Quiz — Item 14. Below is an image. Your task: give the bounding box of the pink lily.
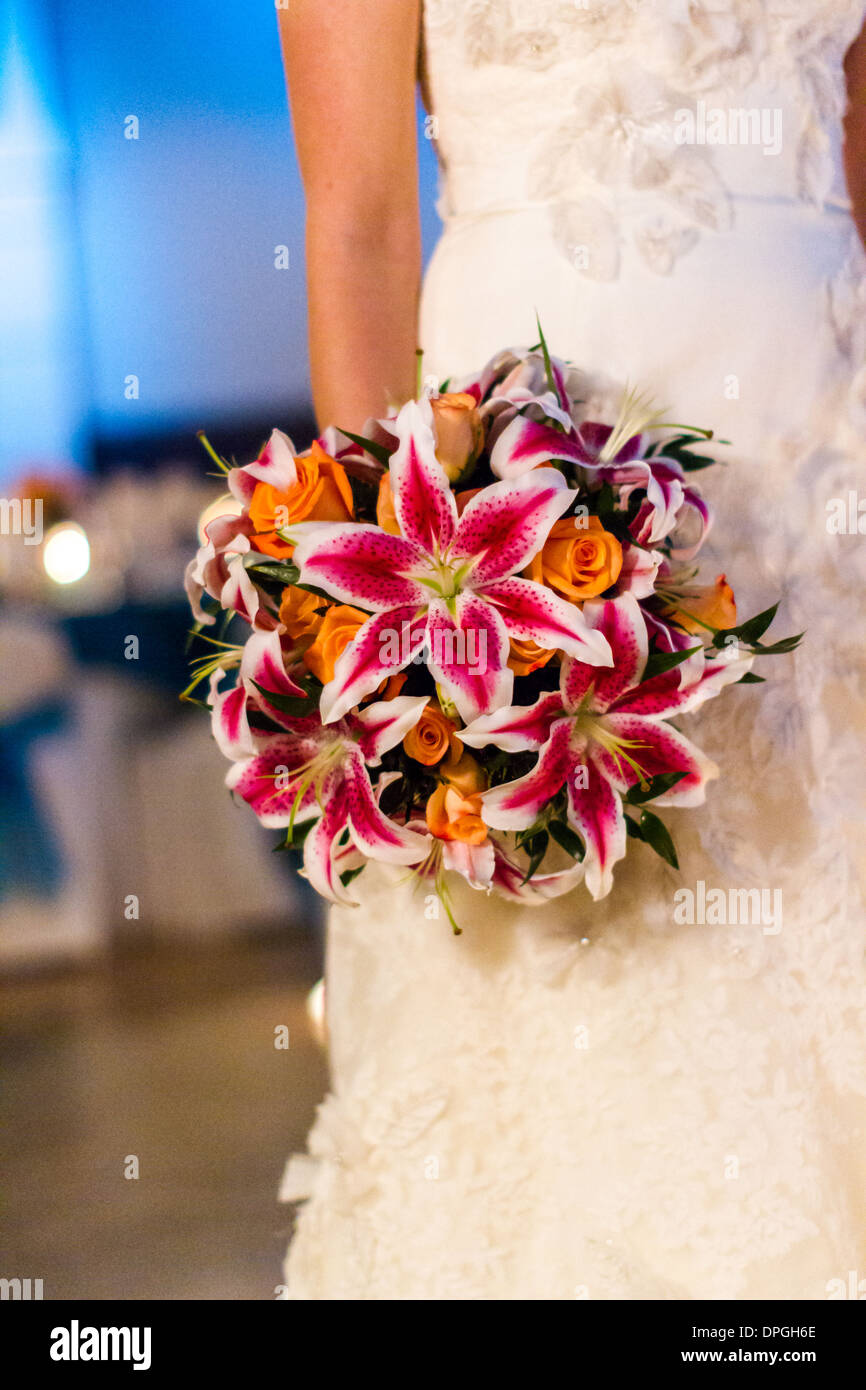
[401,814,585,905]
[291,398,613,724]
[490,848,586,902]
[224,695,431,905]
[489,414,642,481]
[454,346,576,434]
[460,594,750,900]
[184,511,261,627]
[482,353,575,437]
[490,410,711,559]
[207,626,306,760]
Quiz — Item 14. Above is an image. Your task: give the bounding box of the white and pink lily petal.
[424,593,513,726]
[607,459,686,548]
[615,543,663,599]
[559,594,651,714]
[318,422,388,482]
[490,415,593,480]
[389,397,458,554]
[440,831,586,901]
[481,575,613,663]
[489,414,645,481]
[317,605,427,725]
[565,755,628,900]
[238,626,306,720]
[448,468,578,582]
[490,847,586,902]
[669,484,712,561]
[441,838,497,892]
[225,728,327,829]
[475,718,581,830]
[606,460,711,560]
[220,556,262,626]
[227,428,298,506]
[459,691,565,754]
[208,669,257,761]
[352,695,435,763]
[207,633,307,762]
[590,714,718,808]
[184,512,255,625]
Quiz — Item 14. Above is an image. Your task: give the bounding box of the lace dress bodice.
[422,0,866,277]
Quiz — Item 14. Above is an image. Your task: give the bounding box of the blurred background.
[0,0,440,1298]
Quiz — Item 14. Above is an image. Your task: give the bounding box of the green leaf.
[751,632,804,656]
[339,865,365,889]
[628,808,679,869]
[515,814,547,848]
[716,601,778,646]
[521,829,549,884]
[337,428,391,467]
[591,481,618,518]
[641,644,702,681]
[735,603,780,643]
[625,770,687,805]
[653,433,718,472]
[242,555,300,585]
[534,312,558,398]
[674,452,716,472]
[736,671,766,684]
[548,820,585,860]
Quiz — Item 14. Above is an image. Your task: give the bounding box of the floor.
[0,927,328,1300]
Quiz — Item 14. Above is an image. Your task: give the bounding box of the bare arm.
[844,22,866,250]
[279,0,422,433]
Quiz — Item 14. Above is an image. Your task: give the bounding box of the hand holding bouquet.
[185,336,799,928]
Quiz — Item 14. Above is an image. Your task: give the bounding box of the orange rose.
[425,784,488,845]
[249,441,354,558]
[303,604,367,684]
[440,748,486,797]
[431,392,484,481]
[279,585,328,646]
[664,573,736,635]
[376,473,400,536]
[525,515,622,601]
[377,671,408,700]
[403,701,457,766]
[508,636,556,677]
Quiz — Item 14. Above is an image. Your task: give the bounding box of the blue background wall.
[0,0,442,483]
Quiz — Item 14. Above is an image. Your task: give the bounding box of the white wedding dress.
[282,0,866,1299]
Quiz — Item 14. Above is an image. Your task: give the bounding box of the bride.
[276,1,866,1299]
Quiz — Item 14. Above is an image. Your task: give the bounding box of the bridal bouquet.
[184,337,798,926]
